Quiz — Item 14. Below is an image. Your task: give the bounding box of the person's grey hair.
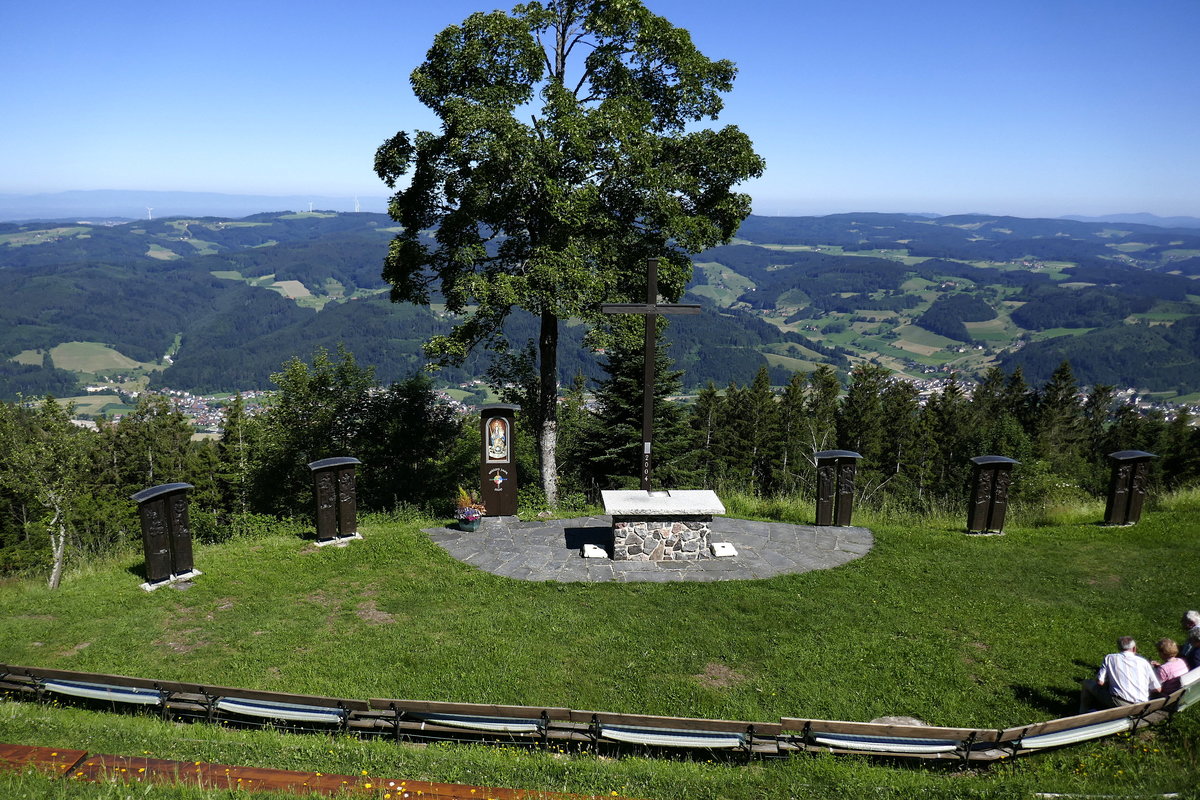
[1185,610,1200,627]
[1189,626,1200,643]
[1117,635,1136,651]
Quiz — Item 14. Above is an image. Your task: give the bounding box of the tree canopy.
[374,0,764,504]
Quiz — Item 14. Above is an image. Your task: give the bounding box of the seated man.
[1181,610,1200,661]
[1187,625,1200,671]
[1079,636,1161,713]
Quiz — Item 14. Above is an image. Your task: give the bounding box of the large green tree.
[374,0,763,505]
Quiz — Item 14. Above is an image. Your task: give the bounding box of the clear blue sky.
[2,0,1197,218]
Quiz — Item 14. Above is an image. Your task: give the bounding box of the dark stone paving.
[423,515,874,582]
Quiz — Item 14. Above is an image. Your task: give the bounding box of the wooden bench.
[369,698,574,743]
[780,718,988,760]
[575,711,781,753]
[201,686,367,730]
[5,662,1198,762]
[1171,665,1200,711]
[2,665,178,711]
[42,678,163,706]
[998,698,1167,754]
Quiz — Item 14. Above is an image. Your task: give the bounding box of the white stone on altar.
[601,490,725,517]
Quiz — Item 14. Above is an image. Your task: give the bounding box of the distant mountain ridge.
[0,191,1196,229]
[0,190,390,222]
[1060,212,1200,229]
[2,209,1199,402]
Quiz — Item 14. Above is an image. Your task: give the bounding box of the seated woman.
[1151,638,1189,695]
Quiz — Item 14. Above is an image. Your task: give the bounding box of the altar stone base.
[612,516,713,561]
[602,490,726,563]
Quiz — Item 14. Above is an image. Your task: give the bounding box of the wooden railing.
[4,662,1197,762]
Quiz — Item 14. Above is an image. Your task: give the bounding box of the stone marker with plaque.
[1103,450,1155,526]
[966,455,1019,534]
[480,404,519,516]
[131,482,201,591]
[307,457,363,546]
[814,450,862,527]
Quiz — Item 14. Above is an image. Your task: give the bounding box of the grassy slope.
[2,495,1199,798]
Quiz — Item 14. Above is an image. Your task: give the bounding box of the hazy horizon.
[3,188,1199,226]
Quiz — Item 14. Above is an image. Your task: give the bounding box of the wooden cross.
[601,257,700,491]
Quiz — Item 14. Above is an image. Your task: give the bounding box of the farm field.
[13,342,160,374]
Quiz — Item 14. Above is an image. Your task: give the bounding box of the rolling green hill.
[2,211,1197,400]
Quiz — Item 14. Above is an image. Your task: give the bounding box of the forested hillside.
[2,211,1198,401]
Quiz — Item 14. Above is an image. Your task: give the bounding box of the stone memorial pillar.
[814,450,862,526]
[480,404,519,517]
[966,456,1019,534]
[1104,450,1155,526]
[308,457,362,545]
[131,482,200,591]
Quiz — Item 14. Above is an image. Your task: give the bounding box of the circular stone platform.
[423,515,873,583]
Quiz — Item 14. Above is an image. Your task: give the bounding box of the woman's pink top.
[1155,657,1189,694]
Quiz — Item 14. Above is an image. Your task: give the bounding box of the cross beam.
[601,257,700,491]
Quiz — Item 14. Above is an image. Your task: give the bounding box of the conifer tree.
[922,376,973,494]
[878,378,923,501]
[803,364,840,456]
[217,393,254,535]
[775,373,809,494]
[586,315,688,489]
[1033,361,1085,474]
[686,381,722,489]
[837,364,888,466]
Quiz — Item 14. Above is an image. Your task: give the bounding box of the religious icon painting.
[485,417,510,463]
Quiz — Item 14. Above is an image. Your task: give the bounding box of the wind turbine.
[146,208,153,221]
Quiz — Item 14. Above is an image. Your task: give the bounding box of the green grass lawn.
[2,494,1199,798]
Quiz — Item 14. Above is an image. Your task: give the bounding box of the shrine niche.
[480,405,518,516]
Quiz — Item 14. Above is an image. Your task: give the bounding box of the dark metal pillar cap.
[813,450,863,460]
[969,455,1020,466]
[307,457,362,471]
[1107,450,1156,461]
[130,483,194,504]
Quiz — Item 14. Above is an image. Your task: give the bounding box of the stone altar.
[602,489,726,561]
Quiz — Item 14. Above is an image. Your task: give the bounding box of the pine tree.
[837,364,888,465]
[775,373,809,494]
[922,376,973,496]
[804,364,840,460]
[1033,361,1086,475]
[586,315,688,490]
[740,367,781,493]
[217,394,253,534]
[878,378,923,503]
[686,382,722,489]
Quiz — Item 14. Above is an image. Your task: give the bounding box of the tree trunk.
[47,503,66,590]
[538,310,559,508]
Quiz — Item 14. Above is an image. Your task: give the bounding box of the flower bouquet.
[454,486,486,532]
